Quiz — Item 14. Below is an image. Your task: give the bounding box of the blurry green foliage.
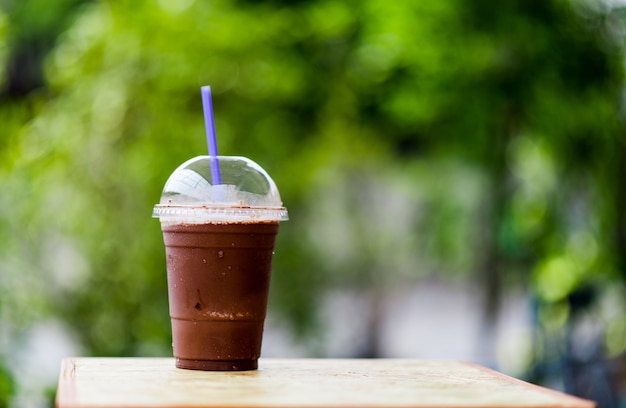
[1,0,626,404]
[0,363,13,408]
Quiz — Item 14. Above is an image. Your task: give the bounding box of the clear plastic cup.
[153,156,288,371]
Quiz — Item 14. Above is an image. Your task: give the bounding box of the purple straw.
[201,86,222,185]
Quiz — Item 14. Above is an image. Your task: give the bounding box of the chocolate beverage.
[161,221,280,371]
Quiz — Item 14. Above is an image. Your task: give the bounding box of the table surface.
[55,358,595,408]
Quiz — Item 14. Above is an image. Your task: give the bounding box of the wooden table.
[55,358,594,408]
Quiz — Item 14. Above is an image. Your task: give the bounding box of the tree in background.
[0,0,625,406]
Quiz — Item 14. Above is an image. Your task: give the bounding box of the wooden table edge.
[56,358,78,408]
[464,362,596,408]
[55,357,598,408]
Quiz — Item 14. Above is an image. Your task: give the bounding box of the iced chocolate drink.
[154,156,288,371]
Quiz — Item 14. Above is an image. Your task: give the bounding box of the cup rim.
[153,203,289,222]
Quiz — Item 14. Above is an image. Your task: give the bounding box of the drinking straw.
[201,85,222,185]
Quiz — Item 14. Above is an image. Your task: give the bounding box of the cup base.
[175,358,258,371]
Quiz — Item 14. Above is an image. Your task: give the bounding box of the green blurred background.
[1,0,626,406]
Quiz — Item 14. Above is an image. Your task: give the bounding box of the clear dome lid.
[153,156,288,223]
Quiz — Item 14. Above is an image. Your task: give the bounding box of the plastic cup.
[153,156,288,371]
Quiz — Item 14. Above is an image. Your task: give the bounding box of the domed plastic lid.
[153,156,288,223]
